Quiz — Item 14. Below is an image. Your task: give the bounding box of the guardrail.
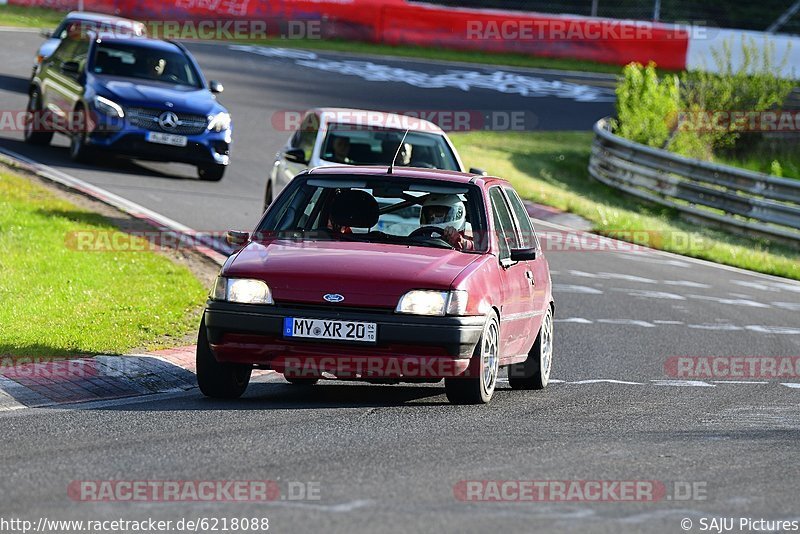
[589,118,800,245]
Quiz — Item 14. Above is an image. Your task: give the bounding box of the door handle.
[525,271,535,285]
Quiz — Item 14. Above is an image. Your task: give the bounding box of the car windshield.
[320,124,460,171]
[91,42,201,87]
[258,175,487,252]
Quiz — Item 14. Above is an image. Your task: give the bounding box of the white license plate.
[146,132,187,147]
[284,318,377,343]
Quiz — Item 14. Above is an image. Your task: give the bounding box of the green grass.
[717,148,800,181]
[450,131,800,281]
[0,4,627,75]
[0,5,64,29]
[0,170,207,358]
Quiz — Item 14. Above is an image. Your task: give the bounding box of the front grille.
[127,107,208,135]
[274,302,395,315]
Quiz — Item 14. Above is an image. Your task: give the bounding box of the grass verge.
[0,5,64,29]
[0,169,207,357]
[450,131,800,281]
[717,147,800,181]
[0,4,625,75]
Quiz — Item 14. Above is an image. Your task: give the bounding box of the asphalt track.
[1,29,800,534]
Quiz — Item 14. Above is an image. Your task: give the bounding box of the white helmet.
[420,194,466,231]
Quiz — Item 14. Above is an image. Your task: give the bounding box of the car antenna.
[387,129,410,175]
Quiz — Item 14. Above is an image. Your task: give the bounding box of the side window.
[51,39,77,63]
[289,130,301,149]
[54,21,69,39]
[489,187,520,260]
[72,40,90,72]
[504,187,539,250]
[297,113,319,161]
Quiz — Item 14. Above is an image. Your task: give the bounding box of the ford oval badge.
[323,294,345,303]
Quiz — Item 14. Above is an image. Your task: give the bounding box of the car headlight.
[207,112,231,132]
[395,290,468,316]
[211,277,274,305]
[93,96,124,118]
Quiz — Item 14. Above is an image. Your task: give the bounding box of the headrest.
[330,190,379,229]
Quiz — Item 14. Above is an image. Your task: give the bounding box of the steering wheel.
[409,225,446,239]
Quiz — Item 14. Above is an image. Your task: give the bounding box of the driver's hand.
[442,226,463,250]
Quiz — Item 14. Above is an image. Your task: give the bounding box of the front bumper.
[203,301,486,378]
[87,114,231,166]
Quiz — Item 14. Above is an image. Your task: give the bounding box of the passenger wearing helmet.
[419,194,474,251]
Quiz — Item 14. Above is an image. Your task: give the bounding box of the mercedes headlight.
[207,112,231,132]
[395,290,468,316]
[93,95,124,118]
[212,277,273,305]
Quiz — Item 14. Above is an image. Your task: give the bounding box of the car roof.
[94,36,182,53]
[312,108,446,136]
[307,165,507,186]
[65,11,144,26]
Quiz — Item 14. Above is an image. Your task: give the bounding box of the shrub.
[614,62,679,148]
[614,37,795,166]
[677,35,794,153]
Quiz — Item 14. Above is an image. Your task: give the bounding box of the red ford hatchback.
[197,166,554,404]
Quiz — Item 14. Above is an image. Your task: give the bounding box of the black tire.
[68,106,92,163]
[285,377,319,386]
[196,318,251,398]
[263,181,273,211]
[445,313,500,405]
[24,88,53,146]
[508,307,553,390]
[198,164,225,181]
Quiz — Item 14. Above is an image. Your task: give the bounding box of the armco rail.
[589,118,800,245]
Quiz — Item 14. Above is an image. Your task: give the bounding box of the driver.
[382,140,412,166]
[419,194,474,251]
[145,57,167,78]
[331,136,352,164]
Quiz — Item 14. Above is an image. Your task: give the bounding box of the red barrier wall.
[380,4,689,70]
[8,0,689,69]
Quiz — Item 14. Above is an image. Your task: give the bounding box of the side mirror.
[209,80,224,94]
[469,167,488,176]
[510,248,538,262]
[225,230,249,248]
[284,148,307,164]
[60,61,80,74]
[40,29,53,38]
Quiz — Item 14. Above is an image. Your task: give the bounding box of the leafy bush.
[614,37,795,169]
[614,62,679,148]
[677,36,794,152]
[771,160,784,177]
